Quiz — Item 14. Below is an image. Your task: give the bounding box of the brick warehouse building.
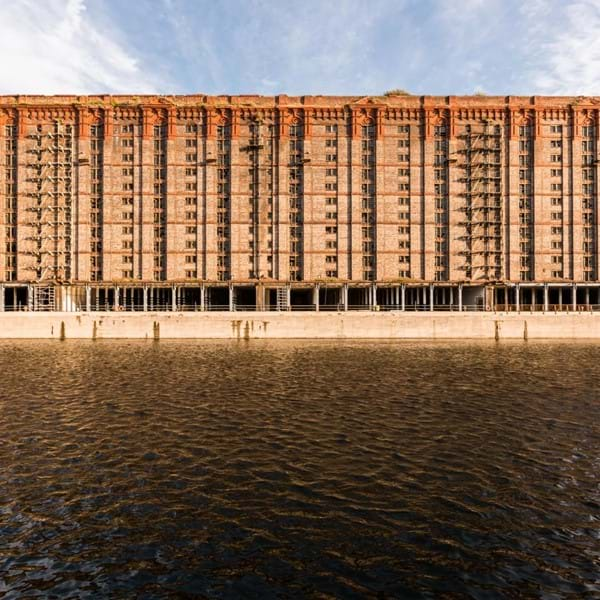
[1,93,600,312]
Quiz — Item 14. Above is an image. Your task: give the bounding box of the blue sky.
[1,0,599,96]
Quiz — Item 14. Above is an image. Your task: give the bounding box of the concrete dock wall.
[1,311,600,339]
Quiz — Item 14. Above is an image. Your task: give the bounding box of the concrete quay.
[1,311,600,339]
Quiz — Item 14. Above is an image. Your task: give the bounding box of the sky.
[0,0,599,96]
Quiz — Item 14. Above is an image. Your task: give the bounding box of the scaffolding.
[24,122,73,282]
[28,285,57,311]
[456,121,504,280]
[245,121,263,278]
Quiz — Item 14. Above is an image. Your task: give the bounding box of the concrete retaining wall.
[1,311,600,339]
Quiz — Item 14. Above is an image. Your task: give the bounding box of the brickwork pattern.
[1,94,599,284]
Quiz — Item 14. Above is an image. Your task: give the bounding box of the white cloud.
[524,0,600,95]
[0,0,158,94]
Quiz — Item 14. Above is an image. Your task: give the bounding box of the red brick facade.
[1,94,599,285]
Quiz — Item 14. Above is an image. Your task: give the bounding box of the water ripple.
[0,340,599,598]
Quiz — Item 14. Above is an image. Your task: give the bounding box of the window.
[325,182,337,191]
[122,138,133,147]
[550,154,561,163]
[550,125,563,133]
[325,124,337,133]
[398,125,410,133]
[185,197,197,205]
[550,169,561,177]
[185,139,197,147]
[325,168,337,176]
[122,240,133,249]
[551,197,562,206]
[550,140,562,148]
[122,154,133,162]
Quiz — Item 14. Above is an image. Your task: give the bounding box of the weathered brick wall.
[0,94,599,284]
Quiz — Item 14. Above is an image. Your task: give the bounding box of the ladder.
[31,286,56,311]
[276,287,288,311]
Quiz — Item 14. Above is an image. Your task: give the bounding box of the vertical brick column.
[571,107,583,281]
[0,111,7,281]
[203,108,218,280]
[301,110,315,279]
[506,108,521,281]
[422,107,436,281]
[101,108,115,281]
[349,109,362,281]
[336,111,350,280]
[409,112,423,280]
[15,108,33,281]
[275,108,289,281]
[141,107,156,280]
[75,107,92,281]
[533,108,545,281]
[229,109,244,280]
[447,108,461,281]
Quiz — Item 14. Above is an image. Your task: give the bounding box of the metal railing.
[3,303,600,313]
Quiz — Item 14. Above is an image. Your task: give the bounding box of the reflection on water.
[0,340,599,598]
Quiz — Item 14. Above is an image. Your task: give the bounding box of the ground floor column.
[229,284,234,312]
[343,284,348,311]
[516,285,520,312]
[401,284,406,311]
[544,284,549,312]
[143,286,148,312]
[114,287,119,311]
[458,284,463,312]
[0,283,4,311]
[572,284,577,311]
[200,285,205,312]
[585,286,590,309]
[429,284,434,312]
[559,287,563,310]
[313,284,320,312]
[85,285,91,312]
